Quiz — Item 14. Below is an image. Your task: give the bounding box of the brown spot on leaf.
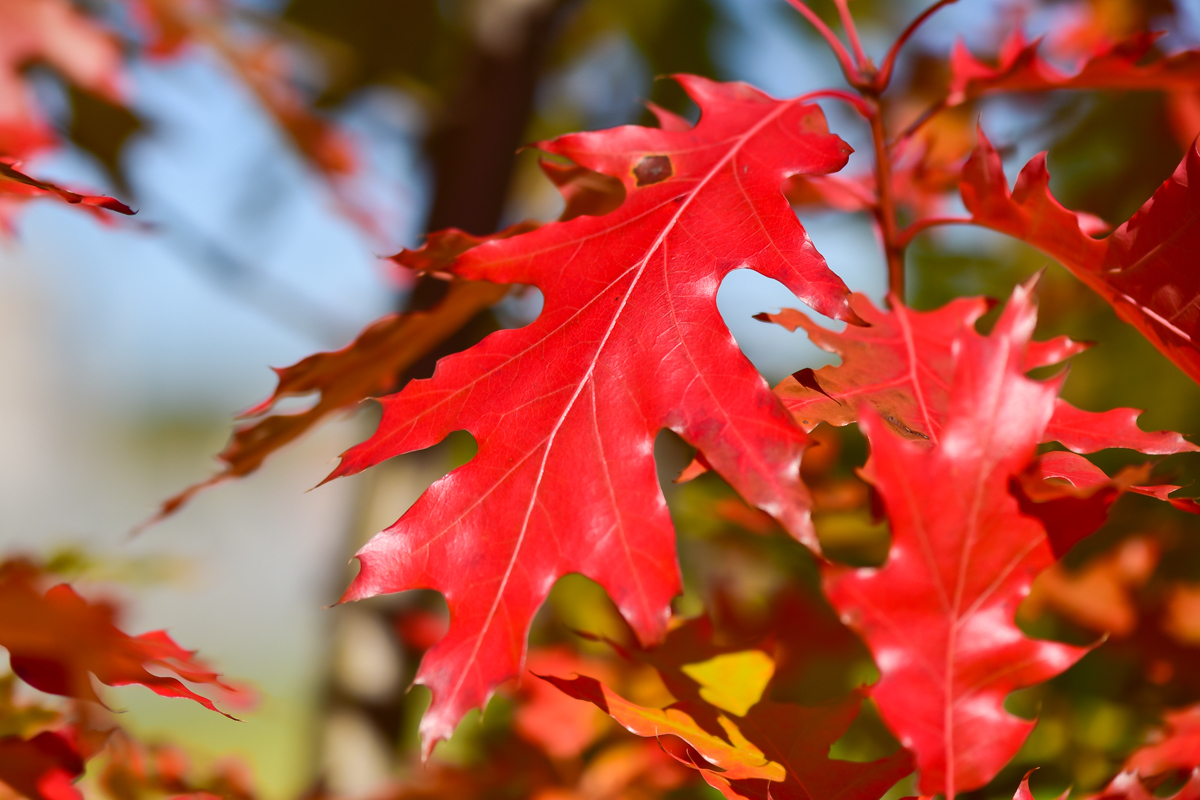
[793,368,841,405]
[633,155,673,186]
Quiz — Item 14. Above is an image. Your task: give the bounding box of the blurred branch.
[148,191,360,348]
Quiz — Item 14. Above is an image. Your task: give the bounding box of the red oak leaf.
[327,76,859,753]
[1012,451,1192,558]
[0,561,247,716]
[957,129,1200,386]
[823,284,1089,798]
[948,30,1200,105]
[762,289,1193,456]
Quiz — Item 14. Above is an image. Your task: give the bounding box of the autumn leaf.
[0,561,247,717]
[824,283,1089,798]
[762,288,1194,456]
[955,129,1200,386]
[128,0,354,177]
[1016,451,1200,556]
[327,75,859,753]
[0,159,134,233]
[543,673,786,784]
[546,611,911,800]
[544,673,912,800]
[949,30,1200,105]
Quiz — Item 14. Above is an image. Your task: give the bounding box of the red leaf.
[327,75,859,753]
[1126,705,1200,777]
[0,160,133,233]
[0,561,247,716]
[1044,401,1198,456]
[0,730,84,800]
[949,31,1200,105]
[1090,710,1200,800]
[1013,773,1069,800]
[824,285,1089,798]
[1023,537,1160,637]
[765,288,1189,456]
[1093,771,1200,800]
[1014,452,1163,558]
[959,130,1200,386]
[514,648,615,760]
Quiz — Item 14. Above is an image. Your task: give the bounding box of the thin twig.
[866,99,906,301]
[149,192,361,348]
[797,89,873,117]
[878,0,962,91]
[784,0,863,85]
[832,0,871,72]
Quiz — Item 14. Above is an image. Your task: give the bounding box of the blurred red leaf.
[1091,707,1200,800]
[1023,537,1160,637]
[327,75,860,754]
[0,561,247,716]
[949,31,1200,105]
[515,648,616,760]
[1093,771,1200,800]
[1126,705,1200,777]
[0,730,85,800]
[0,160,133,233]
[824,284,1089,798]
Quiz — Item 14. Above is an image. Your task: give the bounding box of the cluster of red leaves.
[0,0,361,231]
[0,559,249,800]
[141,2,1200,799]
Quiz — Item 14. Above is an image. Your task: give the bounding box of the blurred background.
[4,0,1200,797]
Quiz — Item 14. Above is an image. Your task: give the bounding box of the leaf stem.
[878,0,961,91]
[832,0,871,73]
[797,89,873,118]
[785,0,864,85]
[866,98,906,301]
